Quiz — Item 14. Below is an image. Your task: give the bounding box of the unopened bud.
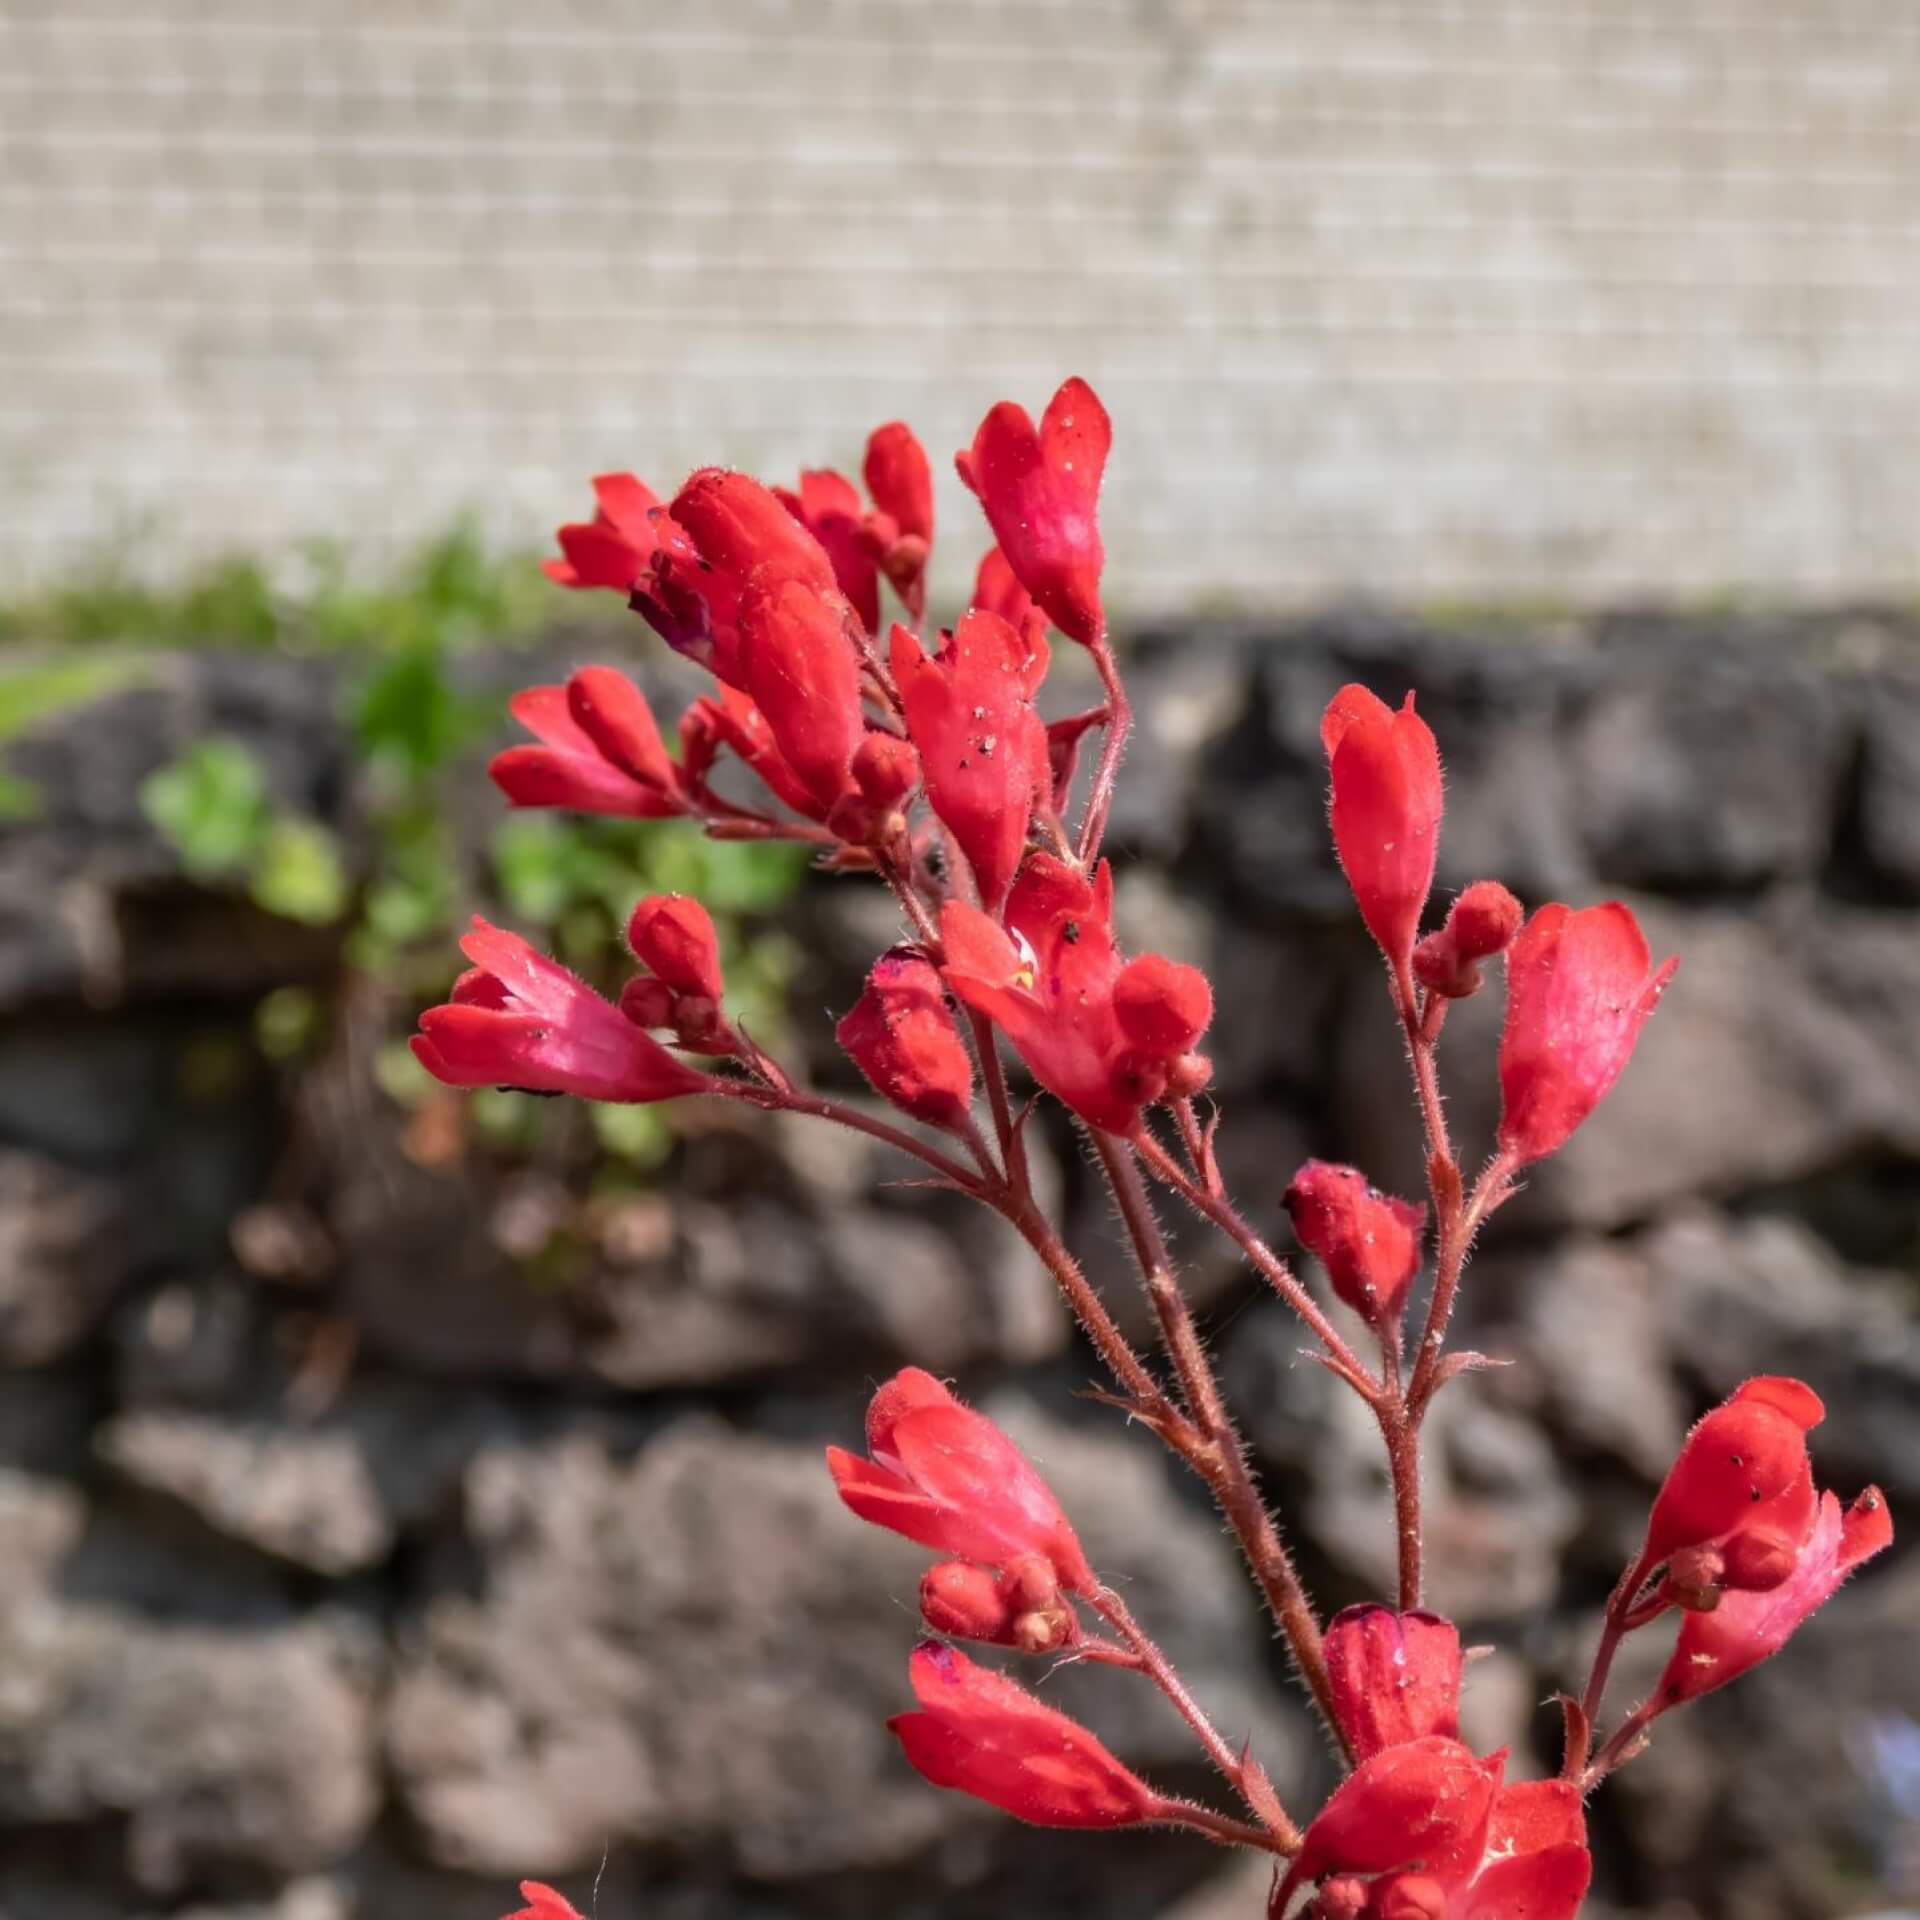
[1311,1878,1369,1920]
[1166,1050,1213,1099]
[627,894,725,1001]
[1720,1524,1798,1593]
[852,731,921,810]
[1667,1542,1725,1612]
[1113,954,1214,1056]
[1370,1875,1447,1920]
[1411,881,1524,999]
[618,976,678,1030]
[918,1560,1077,1653]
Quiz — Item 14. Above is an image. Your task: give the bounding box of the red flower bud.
[1284,1161,1427,1327]
[827,1368,1093,1593]
[918,1559,1078,1653]
[890,1642,1157,1829]
[627,894,724,1003]
[542,473,662,593]
[852,731,920,811]
[617,975,678,1032]
[836,951,975,1131]
[1367,1875,1448,1920]
[503,1883,586,1920]
[972,544,1040,633]
[1412,880,1524,999]
[864,422,935,619]
[1311,1878,1370,1920]
[736,573,866,815]
[490,676,685,821]
[681,686,821,820]
[669,467,837,595]
[774,467,881,636]
[1322,685,1444,972]
[892,611,1051,909]
[1324,1605,1462,1763]
[1112,953,1214,1056]
[959,378,1110,647]
[1654,1485,1891,1712]
[413,920,710,1104]
[1496,901,1677,1165]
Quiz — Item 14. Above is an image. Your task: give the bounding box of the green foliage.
[0,655,157,817]
[139,736,349,925]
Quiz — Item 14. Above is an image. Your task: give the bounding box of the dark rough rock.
[0,1149,130,1363]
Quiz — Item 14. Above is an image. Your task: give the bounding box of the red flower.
[919,1559,1079,1654]
[892,609,1052,908]
[1653,1484,1891,1711]
[736,571,867,816]
[1324,1606,1461,1763]
[971,544,1043,638]
[626,893,724,1003]
[942,856,1207,1133]
[890,1642,1157,1829]
[828,1367,1094,1592]
[489,672,686,820]
[863,422,935,620]
[959,378,1111,647]
[1278,1738,1500,1912]
[1322,686,1445,974]
[543,473,662,593]
[680,686,823,821]
[1496,901,1678,1165]
[775,467,881,637]
[634,511,750,686]
[1446,1781,1590,1920]
[1112,953,1214,1057]
[669,467,838,596]
[412,919,710,1104]
[1638,1377,1824,1595]
[503,1885,586,1920]
[836,950,975,1131]
[1284,1163,1427,1329]
[1411,880,1523,1000]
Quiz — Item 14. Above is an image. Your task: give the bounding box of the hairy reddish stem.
[1092,1131,1346,1755]
[1077,635,1131,864]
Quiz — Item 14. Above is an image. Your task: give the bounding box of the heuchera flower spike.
[862,422,935,620]
[490,675,686,820]
[891,609,1052,909]
[959,378,1111,647]
[1284,1162,1428,1330]
[890,1642,1157,1829]
[835,950,975,1131]
[774,467,881,637]
[1411,880,1524,1000]
[1652,1485,1891,1712]
[502,1884,587,1920]
[1496,901,1679,1165]
[827,1367,1094,1594]
[1323,1605,1462,1763]
[543,473,663,592]
[1322,685,1445,975]
[412,919,711,1104]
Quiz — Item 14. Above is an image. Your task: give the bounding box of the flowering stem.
[1092,1132,1346,1756]
[1092,1584,1303,1850]
[1152,1800,1294,1855]
[724,1085,985,1195]
[1076,634,1131,864]
[1131,1131,1378,1399]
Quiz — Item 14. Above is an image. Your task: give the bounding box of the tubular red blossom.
[1640,1376,1824,1578]
[836,950,975,1131]
[1496,900,1678,1165]
[503,1883,587,1920]
[1284,1162,1427,1328]
[852,731,921,811]
[490,678,685,820]
[1322,685,1444,973]
[826,1367,1094,1593]
[1324,1606,1462,1763]
[681,686,822,820]
[940,856,1146,1133]
[892,610,1052,908]
[1411,880,1524,1000]
[863,422,935,619]
[1449,1781,1590,1920]
[890,1642,1156,1829]
[543,473,663,592]
[736,572,867,815]
[1278,1738,1501,1912]
[971,544,1043,637]
[1112,953,1214,1056]
[627,894,724,1002]
[1654,1485,1891,1711]
[635,513,751,686]
[669,467,838,595]
[959,378,1111,647]
[919,1559,1079,1654]
[775,467,881,636]
[412,919,711,1103]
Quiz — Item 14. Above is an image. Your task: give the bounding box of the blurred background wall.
[2,6,1919,1920]
[4,0,1920,604]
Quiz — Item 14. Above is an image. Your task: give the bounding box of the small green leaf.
[139,737,273,879]
[251,818,350,925]
[592,1100,675,1169]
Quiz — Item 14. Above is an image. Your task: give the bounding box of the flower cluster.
[430,380,1891,1920]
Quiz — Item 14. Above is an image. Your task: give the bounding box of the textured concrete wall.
[3,0,1918,606]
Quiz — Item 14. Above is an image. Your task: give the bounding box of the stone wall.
[4,0,1920,604]
[0,615,1918,1917]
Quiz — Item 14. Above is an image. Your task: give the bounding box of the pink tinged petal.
[566,666,679,793]
[589,471,662,545]
[1459,1846,1592,1920]
[1324,1605,1463,1762]
[488,746,681,819]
